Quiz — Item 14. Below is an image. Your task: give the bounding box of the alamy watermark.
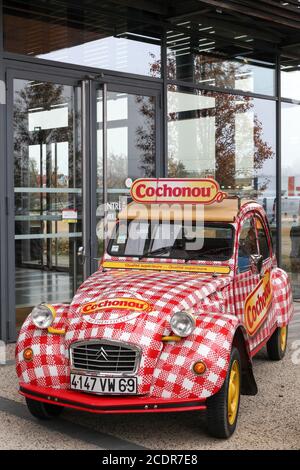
[96,201,205,251]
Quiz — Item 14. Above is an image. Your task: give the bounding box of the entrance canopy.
[4,0,300,68]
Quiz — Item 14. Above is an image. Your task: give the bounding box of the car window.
[255,216,270,260]
[238,218,258,273]
[108,220,234,261]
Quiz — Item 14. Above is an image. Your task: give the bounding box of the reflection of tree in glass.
[135,95,156,178]
[107,154,127,191]
[149,53,274,194]
[13,81,80,213]
[13,81,82,270]
[168,156,189,178]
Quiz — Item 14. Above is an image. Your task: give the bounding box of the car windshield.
[107,220,234,261]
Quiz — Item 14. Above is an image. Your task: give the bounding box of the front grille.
[70,340,140,375]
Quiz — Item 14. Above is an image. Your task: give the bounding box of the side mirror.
[77,246,102,265]
[250,254,263,276]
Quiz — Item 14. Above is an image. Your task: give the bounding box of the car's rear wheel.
[206,347,241,438]
[266,325,288,361]
[26,397,64,420]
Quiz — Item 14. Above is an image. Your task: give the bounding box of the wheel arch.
[271,268,294,327]
[232,326,258,396]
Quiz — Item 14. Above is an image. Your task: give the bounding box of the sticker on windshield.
[111,245,119,253]
[117,234,127,244]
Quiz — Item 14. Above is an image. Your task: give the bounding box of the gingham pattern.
[232,203,294,351]
[16,305,70,388]
[233,205,263,351]
[271,268,294,326]
[64,269,233,395]
[16,200,294,400]
[151,313,238,399]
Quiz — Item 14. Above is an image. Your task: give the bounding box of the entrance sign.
[62,209,78,223]
[130,178,227,204]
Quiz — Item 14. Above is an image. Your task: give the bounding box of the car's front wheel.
[26,398,64,420]
[267,325,288,361]
[206,347,241,438]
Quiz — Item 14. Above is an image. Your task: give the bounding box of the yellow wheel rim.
[280,326,287,352]
[227,359,240,426]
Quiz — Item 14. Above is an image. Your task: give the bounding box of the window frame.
[253,213,272,262]
[237,215,260,274]
[107,219,235,262]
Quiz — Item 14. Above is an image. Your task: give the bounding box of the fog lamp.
[23,348,33,362]
[193,361,207,375]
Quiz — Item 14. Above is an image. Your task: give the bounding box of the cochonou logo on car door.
[244,270,272,336]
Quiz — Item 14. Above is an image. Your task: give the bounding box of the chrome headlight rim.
[31,304,56,329]
[170,310,196,338]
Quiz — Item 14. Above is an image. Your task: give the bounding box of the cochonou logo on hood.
[81,297,153,315]
[79,290,153,325]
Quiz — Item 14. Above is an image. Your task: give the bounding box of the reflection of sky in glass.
[282,70,300,101]
[38,36,160,77]
[168,89,276,196]
[28,106,68,131]
[281,103,300,193]
[29,142,69,178]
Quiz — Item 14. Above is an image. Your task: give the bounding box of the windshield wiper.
[138,246,174,260]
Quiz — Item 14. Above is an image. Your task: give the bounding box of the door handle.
[77,246,86,265]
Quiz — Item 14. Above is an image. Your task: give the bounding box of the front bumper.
[19,383,206,414]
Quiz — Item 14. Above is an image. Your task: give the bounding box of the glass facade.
[3,1,161,76]
[167,45,275,96]
[13,79,83,325]
[281,67,300,101]
[167,28,275,96]
[1,1,300,339]
[97,90,156,205]
[96,88,157,257]
[167,87,276,204]
[281,102,300,299]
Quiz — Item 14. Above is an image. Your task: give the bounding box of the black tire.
[26,397,64,420]
[206,347,241,438]
[267,326,288,361]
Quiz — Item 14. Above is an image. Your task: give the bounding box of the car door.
[234,215,262,351]
[251,213,275,347]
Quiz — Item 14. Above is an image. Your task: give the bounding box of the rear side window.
[255,217,270,260]
[237,217,258,273]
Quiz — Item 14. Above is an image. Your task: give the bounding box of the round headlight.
[31,304,55,329]
[170,311,196,337]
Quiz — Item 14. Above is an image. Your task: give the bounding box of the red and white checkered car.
[16,181,294,438]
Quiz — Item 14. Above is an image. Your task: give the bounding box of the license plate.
[70,373,137,395]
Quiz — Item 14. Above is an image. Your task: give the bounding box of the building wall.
[0,2,300,340]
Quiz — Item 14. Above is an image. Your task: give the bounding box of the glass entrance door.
[94,84,159,261]
[12,77,83,328]
[6,72,161,340]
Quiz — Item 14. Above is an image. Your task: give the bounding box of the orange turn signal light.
[193,361,206,375]
[23,348,33,362]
